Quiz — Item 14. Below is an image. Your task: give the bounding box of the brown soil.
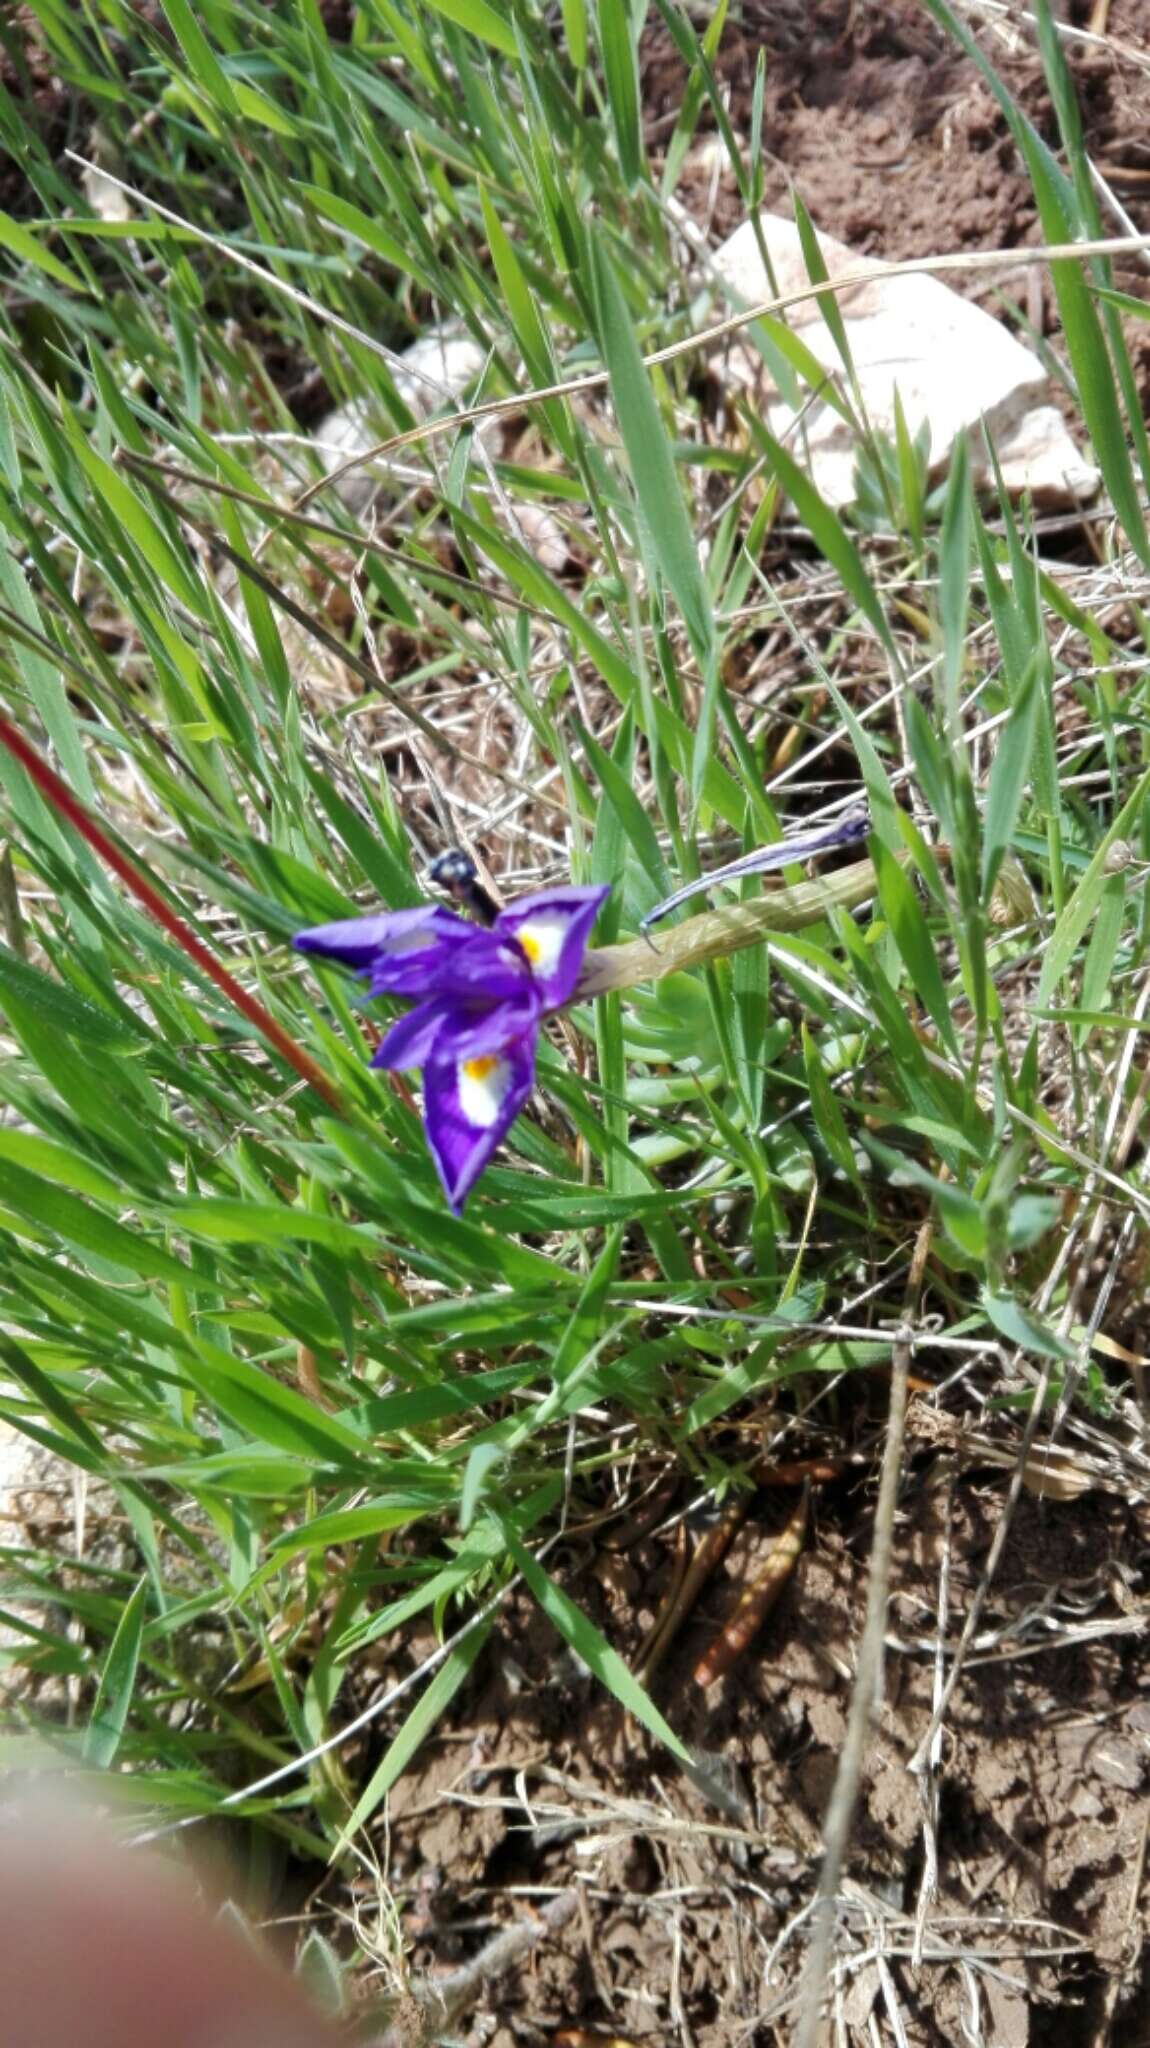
[645,0,1150,372]
[373,1464,1150,2047]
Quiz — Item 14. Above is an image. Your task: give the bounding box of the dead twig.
[373,1890,579,2047]
[793,1215,934,2048]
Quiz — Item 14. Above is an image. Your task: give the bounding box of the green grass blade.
[505,1529,691,1761]
[83,1575,149,1768]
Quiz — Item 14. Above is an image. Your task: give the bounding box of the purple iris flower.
[295,885,609,1212]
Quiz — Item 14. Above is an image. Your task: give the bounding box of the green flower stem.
[578,856,884,997]
[578,845,1037,1000]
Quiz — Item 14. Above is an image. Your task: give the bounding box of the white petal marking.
[457,1053,513,1129]
[513,915,568,982]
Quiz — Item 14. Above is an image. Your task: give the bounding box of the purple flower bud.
[640,807,869,929]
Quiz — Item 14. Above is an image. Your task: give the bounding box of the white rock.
[0,1422,74,1705]
[316,326,487,514]
[710,214,1099,509]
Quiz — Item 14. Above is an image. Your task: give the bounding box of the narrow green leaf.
[84,1575,148,1768]
[1037,765,1150,1003]
[981,664,1039,898]
[423,0,517,55]
[0,209,89,292]
[0,1129,125,1205]
[332,1616,491,1852]
[578,719,672,901]
[938,437,971,727]
[597,0,642,186]
[589,239,715,677]
[792,190,856,389]
[871,839,957,1055]
[70,436,202,613]
[1075,873,1126,1045]
[823,680,900,851]
[158,0,239,111]
[182,1335,374,1464]
[802,1023,862,1190]
[505,1530,691,1761]
[2,1163,191,1284]
[0,946,143,1046]
[459,1442,504,1531]
[744,420,896,660]
[917,0,1149,564]
[296,184,432,290]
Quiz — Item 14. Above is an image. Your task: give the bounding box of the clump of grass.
[0,0,1147,1956]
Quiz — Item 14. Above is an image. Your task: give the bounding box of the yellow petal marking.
[513,915,567,981]
[458,1053,511,1129]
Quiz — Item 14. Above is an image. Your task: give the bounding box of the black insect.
[427,847,499,927]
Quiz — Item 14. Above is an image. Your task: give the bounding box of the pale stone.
[710,214,1099,509]
[317,327,487,514]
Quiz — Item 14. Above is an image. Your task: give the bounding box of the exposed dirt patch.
[645,0,1150,376]
[369,1464,1150,2044]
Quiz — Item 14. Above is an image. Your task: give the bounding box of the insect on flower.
[640,805,870,930]
[294,876,609,1212]
[426,847,499,926]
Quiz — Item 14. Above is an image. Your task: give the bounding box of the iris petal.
[495,885,610,1007]
[374,988,541,1071]
[294,905,473,994]
[372,997,452,1072]
[422,1030,537,1213]
[294,874,611,1211]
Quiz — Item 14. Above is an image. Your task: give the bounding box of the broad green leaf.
[865,1139,986,1259]
[983,1290,1073,1360]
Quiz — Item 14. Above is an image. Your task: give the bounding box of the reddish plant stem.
[0,711,342,1113]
